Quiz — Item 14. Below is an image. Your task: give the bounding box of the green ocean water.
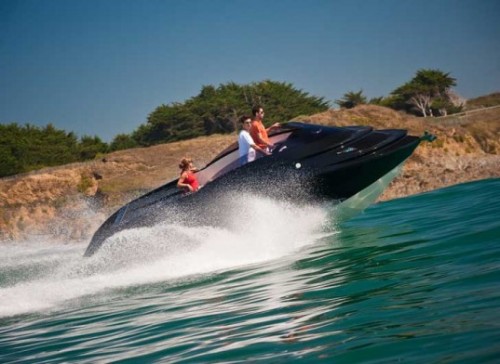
[1,178,499,363]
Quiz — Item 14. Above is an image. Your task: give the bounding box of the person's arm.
[259,135,272,148]
[253,130,267,147]
[266,122,281,133]
[264,123,281,148]
[177,172,193,191]
[251,143,271,156]
[257,129,274,148]
[245,130,270,155]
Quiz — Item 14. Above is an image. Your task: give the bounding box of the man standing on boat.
[249,105,281,154]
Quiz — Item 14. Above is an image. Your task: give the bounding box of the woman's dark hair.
[239,115,251,124]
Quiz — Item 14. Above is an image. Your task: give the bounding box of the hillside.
[1,105,499,241]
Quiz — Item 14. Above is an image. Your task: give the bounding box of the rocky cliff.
[1,105,499,242]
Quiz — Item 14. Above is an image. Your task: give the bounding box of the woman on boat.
[177,157,199,193]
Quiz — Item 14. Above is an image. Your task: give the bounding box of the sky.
[1,0,499,141]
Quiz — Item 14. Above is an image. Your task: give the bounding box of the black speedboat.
[84,122,431,256]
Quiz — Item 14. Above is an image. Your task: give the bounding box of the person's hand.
[187,185,194,192]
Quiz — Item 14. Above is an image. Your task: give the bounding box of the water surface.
[1,179,499,362]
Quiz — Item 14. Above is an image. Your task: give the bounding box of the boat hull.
[84,122,422,257]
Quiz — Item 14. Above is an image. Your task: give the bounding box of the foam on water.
[0,194,330,317]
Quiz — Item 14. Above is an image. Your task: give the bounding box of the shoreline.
[1,106,499,242]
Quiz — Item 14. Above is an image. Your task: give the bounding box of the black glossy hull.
[84,122,422,256]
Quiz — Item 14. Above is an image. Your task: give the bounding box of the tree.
[78,135,108,159]
[368,96,385,105]
[390,69,457,117]
[0,80,330,176]
[110,134,139,151]
[0,123,111,177]
[335,90,367,109]
[131,80,329,146]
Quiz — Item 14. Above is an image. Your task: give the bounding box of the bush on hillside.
[0,123,108,177]
[130,80,330,146]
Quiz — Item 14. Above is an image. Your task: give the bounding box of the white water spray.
[0,194,330,317]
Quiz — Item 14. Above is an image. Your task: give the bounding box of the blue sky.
[1,0,499,141]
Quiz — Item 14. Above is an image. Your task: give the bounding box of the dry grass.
[294,105,429,134]
[463,120,500,154]
[466,92,500,109]
[92,134,235,202]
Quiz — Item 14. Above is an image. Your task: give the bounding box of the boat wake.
[0,194,332,318]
